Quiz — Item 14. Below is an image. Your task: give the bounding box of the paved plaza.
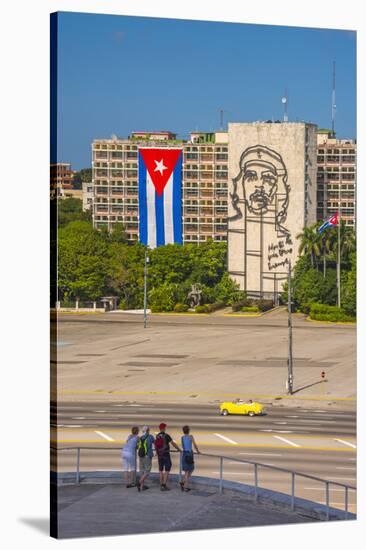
[54,308,356,408]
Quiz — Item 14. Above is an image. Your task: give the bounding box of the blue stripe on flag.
[173,152,183,244]
[138,153,148,245]
[155,190,165,246]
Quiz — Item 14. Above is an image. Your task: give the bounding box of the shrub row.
[232,299,274,312]
[195,301,226,314]
[173,303,189,312]
[241,306,259,313]
[309,303,356,322]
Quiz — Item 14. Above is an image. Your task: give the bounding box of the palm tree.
[326,220,356,265]
[296,224,321,268]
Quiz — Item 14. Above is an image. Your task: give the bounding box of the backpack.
[155,432,167,455]
[138,435,149,458]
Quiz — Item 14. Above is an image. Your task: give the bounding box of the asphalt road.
[51,400,357,514]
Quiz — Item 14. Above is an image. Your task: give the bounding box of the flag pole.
[337,164,341,307]
[287,260,294,395]
[337,208,341,308]
[143,249,149,328]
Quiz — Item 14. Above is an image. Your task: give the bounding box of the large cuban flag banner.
[138,148,183,247]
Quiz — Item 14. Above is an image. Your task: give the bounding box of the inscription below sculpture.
[268,234,293,270]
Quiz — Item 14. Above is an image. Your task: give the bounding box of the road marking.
[214,433,238,445]
[72,417,86,420]
[285,416,299,418]
[276,430,294,434]
[95,431,115,442]
[335,439,356,449]
[273,435,300,448]
[274,422,288,425]
[94,410,106,413]
[336,467,356,470]
[61,389,356,402]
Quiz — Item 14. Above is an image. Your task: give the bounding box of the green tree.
[58,221,110,301]
[296,224,321,268]
[341,253,356,316]
[110,223,128,244]
[148,244,193,287]
[106,242,146,309]
[212,272,240,305]
[326,220,356,267]
[148,282,180,312]
[55,198,92,228]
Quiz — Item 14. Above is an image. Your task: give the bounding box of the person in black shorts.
[155,423,181,491]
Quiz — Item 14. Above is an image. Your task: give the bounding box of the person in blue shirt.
[136,426,155,491]
[180,425,200,492]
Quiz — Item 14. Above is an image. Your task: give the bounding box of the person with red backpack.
[155,423,181,491]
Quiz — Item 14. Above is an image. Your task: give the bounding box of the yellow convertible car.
[219,400,265,417]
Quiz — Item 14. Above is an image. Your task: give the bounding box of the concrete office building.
[227,122,318,301]
[316,131,356,227]
[82,181,93,211]
[92,131,228,242]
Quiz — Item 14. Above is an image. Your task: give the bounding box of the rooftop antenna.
[332,61,336,137]
[281,90,288,122]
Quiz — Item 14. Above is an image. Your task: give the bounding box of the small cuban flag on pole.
[138,148,183,248]
[317,211,339,234]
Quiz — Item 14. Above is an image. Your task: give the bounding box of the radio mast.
[332,61,336,137]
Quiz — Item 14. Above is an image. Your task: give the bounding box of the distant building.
[227,121,318,301]
[50,163,74,199]
[82,181,93,211]
[316,131,356,227]
[130,130,177,141]
[91,131,228,242]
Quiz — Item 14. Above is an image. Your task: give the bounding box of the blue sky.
[56,12,356,169]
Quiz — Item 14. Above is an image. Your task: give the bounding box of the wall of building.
[227,122,317,300]
[316,134,356,227]
[91,132,228,243]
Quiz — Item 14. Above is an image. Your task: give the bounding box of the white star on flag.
[154,159,167,175]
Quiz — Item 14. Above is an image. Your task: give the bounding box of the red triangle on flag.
[139,148,182,196]
[330,212,339,225]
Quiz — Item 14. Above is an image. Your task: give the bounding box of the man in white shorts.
[121,426,139,487]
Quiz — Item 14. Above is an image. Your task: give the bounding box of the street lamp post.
[287,260,294,395]
[143,249,149,329]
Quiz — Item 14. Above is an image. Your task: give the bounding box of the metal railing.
[51,446,356,521]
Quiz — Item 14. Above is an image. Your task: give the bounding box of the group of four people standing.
[121,423,200,492]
